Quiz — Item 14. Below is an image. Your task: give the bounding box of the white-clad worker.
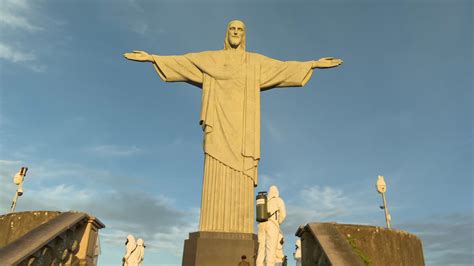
[128,238,145,266]
[294,238,302,266]
[256,185,287,266]
[123,234,137,266]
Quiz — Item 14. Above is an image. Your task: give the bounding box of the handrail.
[0,211,105,265]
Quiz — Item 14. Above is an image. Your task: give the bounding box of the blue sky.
[0,0,472,265]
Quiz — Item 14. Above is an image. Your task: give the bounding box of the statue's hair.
[224,20,246,51]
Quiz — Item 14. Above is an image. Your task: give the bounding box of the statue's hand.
[312,57,343,69]
[123,50,153,62]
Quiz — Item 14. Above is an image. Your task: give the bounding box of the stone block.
[182,231,257,266]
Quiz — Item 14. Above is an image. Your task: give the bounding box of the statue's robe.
[152,50,313,233]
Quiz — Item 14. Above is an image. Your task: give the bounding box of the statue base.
[182,231,257,266]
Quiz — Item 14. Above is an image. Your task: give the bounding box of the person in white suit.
[128,238,145,266]
[256,185,286,266]
[294,238,302,266]
[123,235,137,266]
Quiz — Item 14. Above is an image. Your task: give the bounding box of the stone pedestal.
[182,231,257,266]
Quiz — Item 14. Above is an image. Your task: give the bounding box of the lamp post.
[10,167,28,213]
[376,175,391,229]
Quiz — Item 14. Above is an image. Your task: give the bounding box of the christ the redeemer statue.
[124,20,342,234]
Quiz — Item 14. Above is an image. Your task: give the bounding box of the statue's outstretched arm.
[312,57,343,69]
[123,50,154,62]
[124,50,203,84]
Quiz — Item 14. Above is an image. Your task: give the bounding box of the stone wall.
[296,223,425,266]
[335,224,424,266]
[0,211,61,248]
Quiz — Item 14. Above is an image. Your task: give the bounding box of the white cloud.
[0,0,30,10]
[0,0,51,72]
[0,42,46,72]
[303,186,349,213]
[0,10,42,32]
[0,42,35,63]
[0,0,43,32]
[0,158,198,257]
[400,214,474,266]
[282,185,353,234]
[1,180,198,256]
[115,0,165,36]
[0,159,23,166]
[33,184,92,202]
[84,145,143,157]
[129,20,149,35]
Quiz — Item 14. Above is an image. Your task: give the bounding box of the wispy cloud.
[0,158,198,257]
[303,186,350,215]
[0,42,36,63]
[84,145,143,157]
[400,214,474,266]
[0,42,46,71]
[0,0,49,72]
[129,20,149,35]
[282,185,357,234]
[0,0,43,32]
[119,0,165,36]
[17,184,196,255]
[0,159,23,166]
[278,181,474,265]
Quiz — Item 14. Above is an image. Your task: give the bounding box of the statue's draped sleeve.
[151,54,203,85]
[257,54,314,90]
[151,51,222,131]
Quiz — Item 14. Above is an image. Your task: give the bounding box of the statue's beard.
[229,37,242,48]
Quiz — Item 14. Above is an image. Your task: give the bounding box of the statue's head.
[224,20,246,51]
[268,185,279,199]
[125,234,136,245]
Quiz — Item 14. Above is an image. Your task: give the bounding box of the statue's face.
[227,21,245,48]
